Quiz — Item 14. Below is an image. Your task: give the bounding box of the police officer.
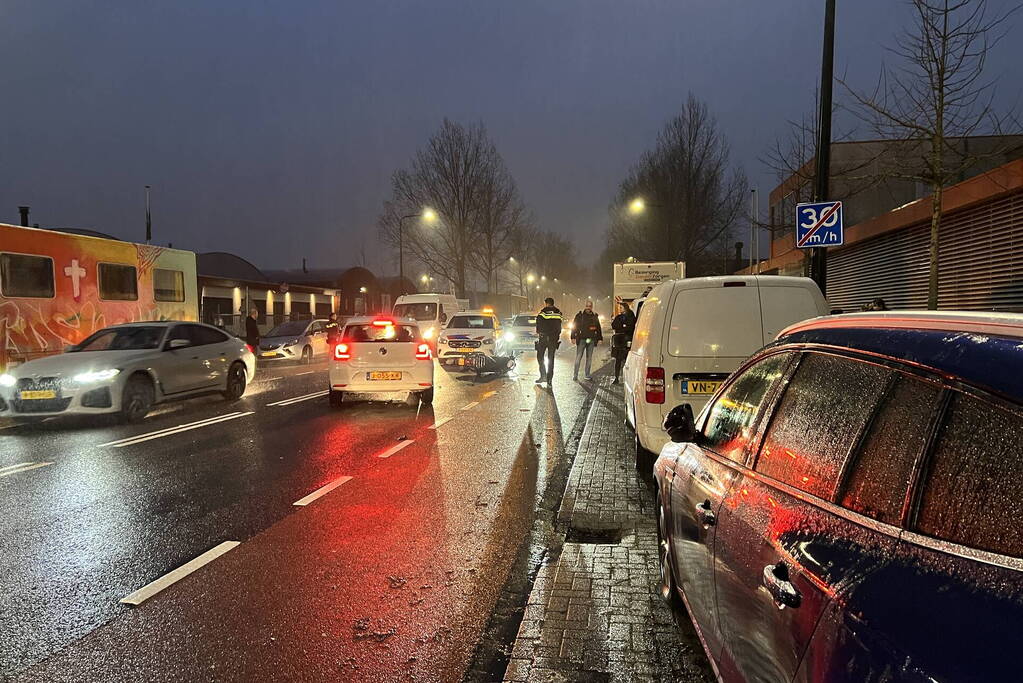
[610,298,636,384]
[535,297,563,385]
[324,312,341,343]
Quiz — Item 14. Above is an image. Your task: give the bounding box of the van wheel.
[120,375,154,423]
[222,362,247,400]
[419,387,434,404]
[329,390,345,409]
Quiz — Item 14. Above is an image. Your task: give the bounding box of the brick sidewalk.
[503,377,713,683]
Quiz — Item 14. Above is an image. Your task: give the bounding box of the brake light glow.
[645,367,665,404]
[334,343,351,360]
[372,319,394,327]
[415,343,431,360]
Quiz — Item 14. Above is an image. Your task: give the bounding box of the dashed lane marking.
[295,371,316,376]
[120,541,241,606]
[98,412,253,448]
[293,475,353,506]
[481,390,497,399]
[0,462,53,477]
[266,390,328,407]
[378,439,415,458]
[428,416,454,430]
[461,401,480,411]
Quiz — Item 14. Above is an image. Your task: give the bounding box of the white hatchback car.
[328,317,434,407]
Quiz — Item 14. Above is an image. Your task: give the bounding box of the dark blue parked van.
[654,311,1023,682]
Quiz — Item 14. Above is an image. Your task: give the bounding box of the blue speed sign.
[795,201,844,248]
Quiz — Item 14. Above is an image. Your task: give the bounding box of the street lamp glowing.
[526,274,535,284]
[420,274,429,284]
[540,276,546,282]
[422,208,437,223]
[628,198,646,215]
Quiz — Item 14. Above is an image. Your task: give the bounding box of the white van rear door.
[758,285,824,341]
[665,285,763,361]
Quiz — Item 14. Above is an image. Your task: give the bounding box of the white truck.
[613,261,685,312]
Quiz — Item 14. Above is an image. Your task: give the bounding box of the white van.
[392,293,462,342]
[623,275,828,465]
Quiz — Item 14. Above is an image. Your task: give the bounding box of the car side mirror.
[664,403,699,443]
[440,313,448,323]
[166,339,190,350]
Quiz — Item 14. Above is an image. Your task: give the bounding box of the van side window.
[0,253,55,298]
[916,393,1023,558]
[702,353,790,463]
[839,375,943,525]
[755,353,890,499]
[153,268,185,302]
[98,263,138,301]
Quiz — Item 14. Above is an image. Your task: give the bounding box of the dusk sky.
[2,1,1020,274]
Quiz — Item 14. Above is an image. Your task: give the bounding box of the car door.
[712,352,893,683]
[156,324,205,393]
[185,324,232,389]
[308,321,327,356]
[667,351,794,662]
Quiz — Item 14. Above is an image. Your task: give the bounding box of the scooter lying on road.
[439,353,515,378]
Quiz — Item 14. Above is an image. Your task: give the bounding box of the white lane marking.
[97,412,245,447]
[428,416,454,431]
[461,401,480,411]
[293,475,353,506]
[266,390,328,407]
[378,439,414,458]
[260,376,283,382]
[100,412,253,448]
[295,371,315,376]
[481,390,497,399]
[121,541,240,606]
[0,462,34,473]
[0,462,53,477]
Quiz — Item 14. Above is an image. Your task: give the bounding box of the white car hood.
[9,350,152,377]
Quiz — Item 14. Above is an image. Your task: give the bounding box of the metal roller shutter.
[827,191,1023,313]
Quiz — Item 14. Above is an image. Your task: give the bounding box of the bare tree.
[605,94,749,273]
[841,0,1020,309]
[471,169,531,294]
[379,119,526,298]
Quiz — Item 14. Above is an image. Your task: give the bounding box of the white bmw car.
[0,322,256,423]
[328,317,434,407]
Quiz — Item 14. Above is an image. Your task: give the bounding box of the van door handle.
[696,500,715,527]
[763,562,801,609]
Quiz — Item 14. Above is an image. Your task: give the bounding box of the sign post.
[795,201,844,249]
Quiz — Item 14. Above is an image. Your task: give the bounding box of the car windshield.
[393,303,438,321]
[448,315,494,330]
[513,315,537,327]
[75,326,164,351]
[344,324,417,342]
[267,321,308,337]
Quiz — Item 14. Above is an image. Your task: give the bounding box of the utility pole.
[145,185,152,243]
[809,0,836,293]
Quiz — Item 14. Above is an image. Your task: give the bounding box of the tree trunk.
[927,182,942,310]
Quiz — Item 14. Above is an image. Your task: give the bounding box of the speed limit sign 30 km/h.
[795,200,844,248]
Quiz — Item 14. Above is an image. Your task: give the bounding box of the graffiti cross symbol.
[64,259,86,300]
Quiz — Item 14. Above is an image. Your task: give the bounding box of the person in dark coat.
[245,308,261,349]
[534,297,563,385]
[571,300,603,381]
[610,299,636,384]
[324,312,341,343]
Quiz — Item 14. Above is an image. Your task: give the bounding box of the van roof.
[658,275,820,290]
[395,293,454,301]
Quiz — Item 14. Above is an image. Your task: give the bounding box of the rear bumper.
[329,365,433,393]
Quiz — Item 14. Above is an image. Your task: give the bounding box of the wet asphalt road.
[0,350,597,682]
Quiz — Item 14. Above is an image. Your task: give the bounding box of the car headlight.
[504,332,515,342]
[286,339,299,346]
[73,369,121,384]
[0,374,15,387]
[423,327,435,339]
[483,338,494,345]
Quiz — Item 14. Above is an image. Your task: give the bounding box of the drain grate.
[564,526,626,545]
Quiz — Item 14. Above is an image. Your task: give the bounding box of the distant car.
[257,319,329,363]
[436,310,510,371]
[328,316,434,407]
[503,313,538,355]
[0,322,255,423]
[624,275,828,468]
[654,311,1023,683]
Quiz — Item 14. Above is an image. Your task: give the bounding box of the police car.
[328,317,434,407]
[436,309,512,372]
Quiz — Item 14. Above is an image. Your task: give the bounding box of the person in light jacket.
[571,300,603,381]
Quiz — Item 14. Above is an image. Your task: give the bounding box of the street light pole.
[810,0,836,293]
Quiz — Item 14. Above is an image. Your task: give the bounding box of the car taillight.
[334,343,351,361]
[415,343,431,360]
[245,344,254,354]
[645,367,665,404]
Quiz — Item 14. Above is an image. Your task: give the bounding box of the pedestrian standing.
[571,300,602,381]
[610,298,636,384]
[325,312,341,343]
[245,307,261,349]
[534,297,563,386]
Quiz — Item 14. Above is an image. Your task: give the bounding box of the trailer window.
[153,268,185,302]
[98,263,138,301]
[0,253,55,298]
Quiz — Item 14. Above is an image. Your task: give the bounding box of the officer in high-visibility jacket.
[535,297,563,385]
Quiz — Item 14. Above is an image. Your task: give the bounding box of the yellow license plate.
[20,390,56,400]
[367,371,401,381]
[260,351,276,357]
[682,380,722,395]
